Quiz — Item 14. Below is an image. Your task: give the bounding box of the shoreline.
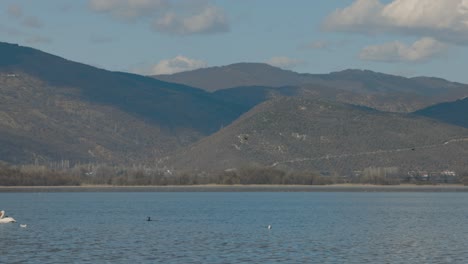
[1,184,468,192]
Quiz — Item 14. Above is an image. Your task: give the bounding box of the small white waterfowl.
[0,210,16,224]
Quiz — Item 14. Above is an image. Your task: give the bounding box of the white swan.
[0,210,16,224]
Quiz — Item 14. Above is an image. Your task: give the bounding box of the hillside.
[2,42,467,168]
[0,42,243,135]
[166,97,468,174]
[155,63,468,112]
[0,72,191,164]
[415,97,468,128]
[0,42,245,164]
[213,83,426,113]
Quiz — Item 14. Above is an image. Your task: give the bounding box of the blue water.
[1,192,468,263]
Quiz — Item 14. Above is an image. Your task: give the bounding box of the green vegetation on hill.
[166,97,468,175]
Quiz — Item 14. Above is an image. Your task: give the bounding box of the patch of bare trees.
[0,162,464,186]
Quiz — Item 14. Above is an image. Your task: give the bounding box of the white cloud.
[88,0,229,35]
[359,37,447,62]
[324,0,468,44]
[324,0,384,33]
[150,55,207,75]
[266,56,305,69]
[152,6,228,35]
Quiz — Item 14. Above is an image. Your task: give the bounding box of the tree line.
[0,161,466,186]
[0,162,335,186]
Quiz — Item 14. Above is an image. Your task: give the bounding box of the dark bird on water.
[147,217,151,221]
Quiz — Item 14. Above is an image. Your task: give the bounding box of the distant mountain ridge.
[154,62,467,95]
[154,63,309,91]
[155,63,468,112]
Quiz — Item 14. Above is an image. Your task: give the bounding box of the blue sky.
[2,0,468,83]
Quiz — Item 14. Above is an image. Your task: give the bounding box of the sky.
[2,0,468,83]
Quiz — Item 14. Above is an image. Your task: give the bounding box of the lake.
[1,191,468,263]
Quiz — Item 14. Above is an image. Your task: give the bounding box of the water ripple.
[1,192,468,263]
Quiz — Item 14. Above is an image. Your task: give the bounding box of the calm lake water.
[1,192,468,263]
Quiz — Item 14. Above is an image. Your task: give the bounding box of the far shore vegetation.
[1,161,467,187]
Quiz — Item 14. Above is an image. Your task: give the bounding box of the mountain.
[154,63,310,91]
[154,63,468,112]
[166,97,468,174]
[414,97,468,128]
[3,41,467,170]
[0,42,243,134]
[0,42,244,164]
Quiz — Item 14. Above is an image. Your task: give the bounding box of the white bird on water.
[20,224,27,228]
[0,210,16,224]
[267,225,272,230]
